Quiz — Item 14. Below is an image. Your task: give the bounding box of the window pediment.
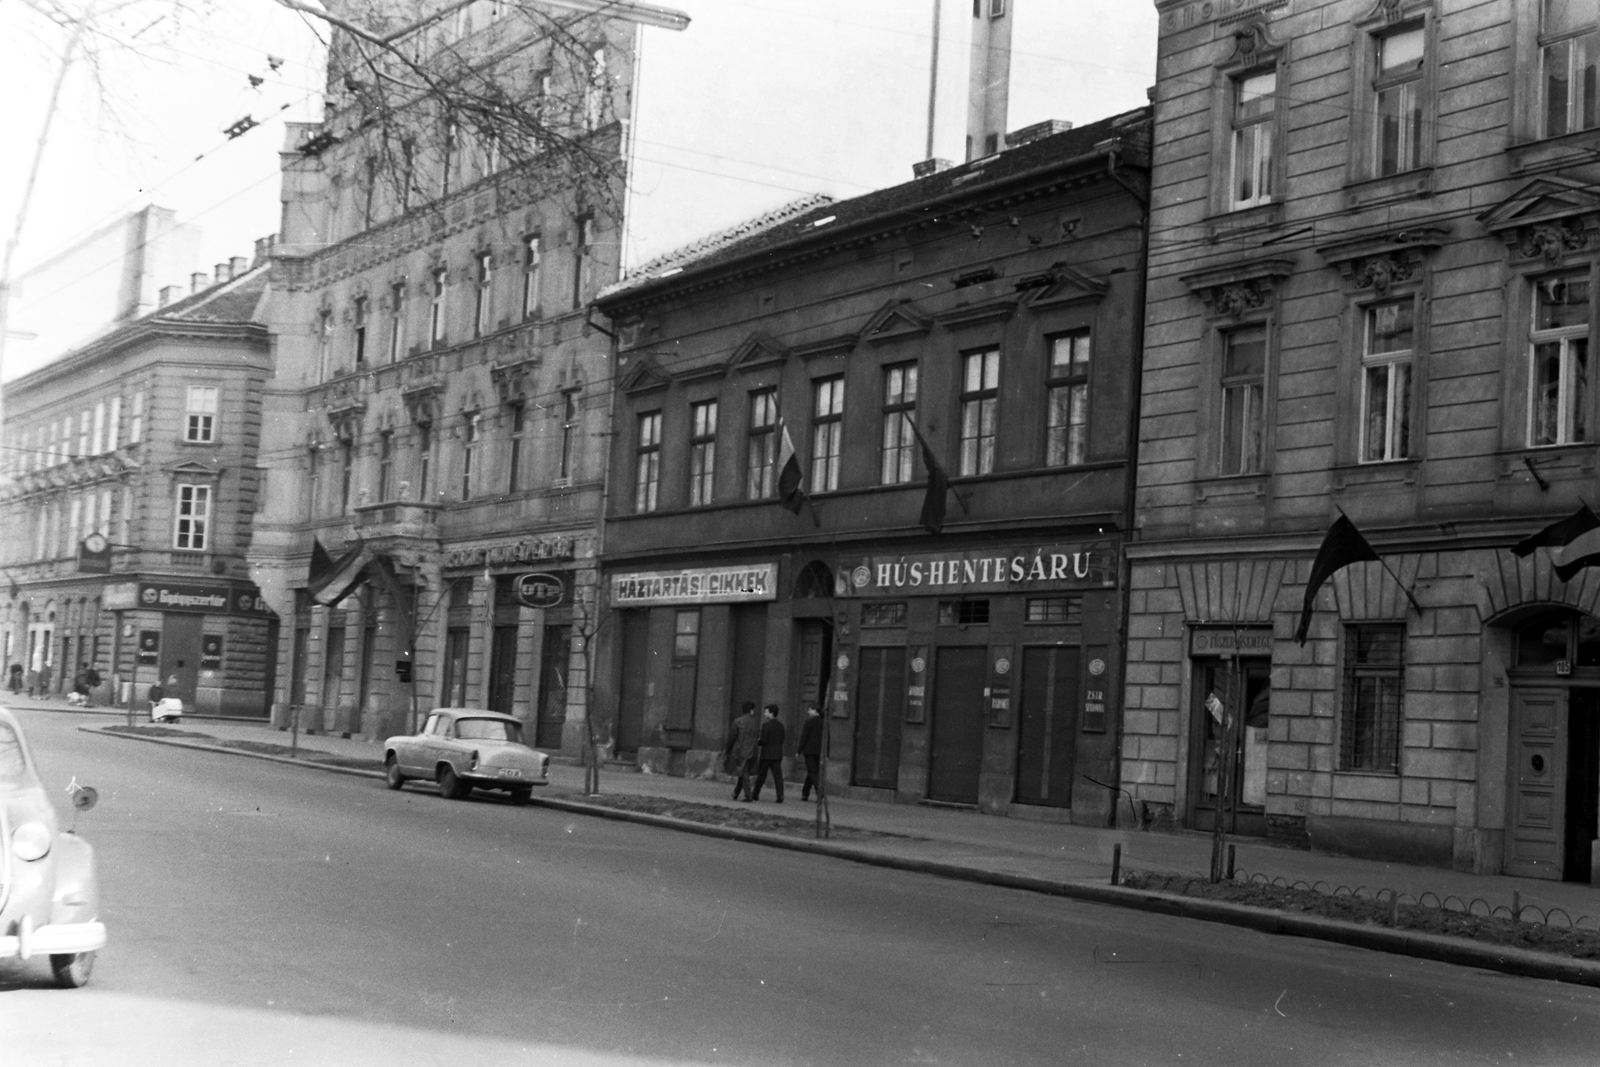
[1480,177,1600,263]
[1180,257,1295,318]
[1017,263,1110,308]
[489,357,539,405]
[862,299,933,345]
[729,333,789,372]
[618,357,671,396]
[1316,225,1446,293]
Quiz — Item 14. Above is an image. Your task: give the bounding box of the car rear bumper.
[0,918,106,960]
[466,773,548,788]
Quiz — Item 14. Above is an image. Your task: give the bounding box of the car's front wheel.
[51,951,95,989]
[385,755,406,790]
[438,765,470,800]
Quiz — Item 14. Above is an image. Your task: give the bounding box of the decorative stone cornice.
[1180,257,1295,319]
[1479,176,1600,265]
[489,357,540,405]
[1315,225,1447,292]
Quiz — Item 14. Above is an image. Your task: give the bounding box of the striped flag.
[308,538,370,607]
[777,421,807,515]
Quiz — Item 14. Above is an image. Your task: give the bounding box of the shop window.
[1025,596,1081,624]
[1229,67,1277,209]
[1220,324,1267,475]
[959,348,999,476]
[880,362,918,484]
[635,410,661,513]
[689,399,717,506]
[1361,301,1414,462]
[811,376,844,492]
[1529,271,1590,446]
[1541,0,1600,138]
[938,599,990,626]
[862,602,908,627]
[746,389,778,499]
[1045,331,1090,467]
[1339,624,1404,774]
[673,610,700,658]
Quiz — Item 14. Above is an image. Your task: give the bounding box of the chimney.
[1005,119,1072,149]
[229,256,248,278]
[966,0,1013,161]
[158,285,181,307]
[914,158,954,179]
[253,234,278,266]
[191,272,210,293]
[214,263,229,285]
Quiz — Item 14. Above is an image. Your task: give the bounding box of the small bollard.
[1512,890,1521,923]
[1389,890,1400,928]
[1110,842,1122,886]
[1226,844,1236,880]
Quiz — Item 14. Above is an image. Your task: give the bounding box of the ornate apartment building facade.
[1126,0,1600,880]
[593,111,1150,823]
[252,1,684,750]
[0,263,276,716]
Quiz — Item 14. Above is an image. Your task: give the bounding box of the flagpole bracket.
[1523,456,1550,492]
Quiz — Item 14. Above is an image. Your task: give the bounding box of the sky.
[0,0,1158,380]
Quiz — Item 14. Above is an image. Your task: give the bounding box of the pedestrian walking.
[751,703,786,803]
[724,702,760,801]
[147,681,165,718]
[37,663,51,699]
[7,664,20,694]
[82,662,101,707]
[797,702,823,801]
[25,667,37,698]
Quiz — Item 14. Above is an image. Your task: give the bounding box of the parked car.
[383,709,549,804]
[0,707,105,987]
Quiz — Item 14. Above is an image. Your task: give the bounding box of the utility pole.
[925,0,942,161]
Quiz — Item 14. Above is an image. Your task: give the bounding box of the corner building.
[594,112,1150,822]
[1131,0,1600,880]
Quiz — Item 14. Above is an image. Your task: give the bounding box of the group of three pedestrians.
[723,701,824,803]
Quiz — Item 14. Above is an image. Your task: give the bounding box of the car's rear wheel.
[385,755,406,790]
[438,765,470,800]
[50,951,95,989]
[509,786,532,806]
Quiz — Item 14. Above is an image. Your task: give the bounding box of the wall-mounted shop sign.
[1190,627,1274,657]
[840,542,1117,597]
[137,630,159,665]
[200,634,224,671]
[135,581,276,617]
[515,572,566,609]
[103,583,139,611]
[611,563,778,607]
[444,536,577,569]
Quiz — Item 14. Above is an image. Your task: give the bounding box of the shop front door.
[1188,657,1270,836]
[852,646,904,789]
[928,647,986,805]
[159,613,203,707]
[488,624,518,715]
[1015,645,1080,808]
[535,625,570,749]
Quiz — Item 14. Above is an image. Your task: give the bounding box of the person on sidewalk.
[147,681,165,719]
[724,702,760,801]
[7,664,21,694]
[797,703,823,801]
[25,667,37,698]
[37,663,51,700]
[751,703,786,803]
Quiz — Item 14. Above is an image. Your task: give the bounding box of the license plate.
[498,768,523,778]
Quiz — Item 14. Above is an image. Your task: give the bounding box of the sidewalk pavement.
[23,696,1600,985]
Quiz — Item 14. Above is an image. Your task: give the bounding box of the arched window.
[795,560,834,600]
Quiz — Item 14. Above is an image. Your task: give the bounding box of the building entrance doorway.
[852,646,904,789]
[928,646,986,805]
[1015,645,1080,808]
[1187,654,1270,836]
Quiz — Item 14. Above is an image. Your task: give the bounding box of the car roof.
[428,708,520,723]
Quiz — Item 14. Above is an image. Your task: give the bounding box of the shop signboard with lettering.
[839,542,1117,597]
[611,563,778,607]
[1190,627,1273,657]
[515,572,566,609]
[443,536,577,569]
[136,581,275,617]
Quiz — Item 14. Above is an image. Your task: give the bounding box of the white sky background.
[0,0,1157,380]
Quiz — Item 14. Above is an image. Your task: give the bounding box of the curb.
[84,725,1600,988]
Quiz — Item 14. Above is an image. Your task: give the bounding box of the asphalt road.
[4,709,1600,1067]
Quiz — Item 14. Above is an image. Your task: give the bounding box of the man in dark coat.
[724,702,761,801]
[797,703,824,801]
[751,703,787,803]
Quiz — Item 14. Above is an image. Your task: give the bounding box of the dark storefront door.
[797,620,832,713]
[730,604,767,723]
[929,647,986,805]
[853,646,904,789]
[354,625,375,734]
[160,613,203,707]
[441,627,469,706]
[1015,646,1080,808]
[488,624,518,715]
[1189,657,1271,836]
[536,625,570,749]
[1567,689,1600,883]
[616,610,648,756]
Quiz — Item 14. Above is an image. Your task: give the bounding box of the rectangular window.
[461,412,479,501]
[880,362,919,484]
[812,376,845,492]
[1046,331,1091,466]
[747,389,778,499]
[131,390,145,444]
[417,422,433,500]
[92,402,106,455]
[474,252,493,338]
[584,47,607,130]
[1026,596,1083,623]
[689,399,718,506]
[1361,302,1414,462]
[1530,271,1590,446]
[635,411,662,512]
[959,348,999,476]
[430,267,447,347]
[389,282,407,362]
[185,387,218,443]
[572,217,593,310]
[108,395,121,450]
[508,402,525,493]
[98,488,112,537]
[522,234,541,320]
[1340,624,1404,773]
[1542,0,1600,138]
[558,390,578,484]
[353,295,369,363]
[378,431,394,502]
[862,602,908,627]
[68,495,81,555]
[319,309,333,378]
[340,438,354,513]
[1230,67,1276,209]
[938,599,991,625]
[174,484,211,550]
[78,410,90,455]
[1220,324,1267,474]
[1373,26,1425,176]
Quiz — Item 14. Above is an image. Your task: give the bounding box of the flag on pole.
[1554,526,1600,582]
[901,412,951,534]
[1295,515,1381,645]
[777,421,807,515]
[1512,504,1600,558]
[308,538,370,607]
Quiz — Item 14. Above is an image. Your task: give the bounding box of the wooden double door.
[1506,687,1600,883]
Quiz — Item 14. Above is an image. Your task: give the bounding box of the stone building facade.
[593,111,1150,823]
[0,263,276,716]
[251,1,683,750]
[1127,0,1600,880]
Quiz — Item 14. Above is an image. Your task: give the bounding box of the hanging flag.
[1295,515,1381,645]
[777,421,807,515]
[1553,525,1600,582]
[308,538,370,607]
[901,412,950,534]
[1511,504,1600,557]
